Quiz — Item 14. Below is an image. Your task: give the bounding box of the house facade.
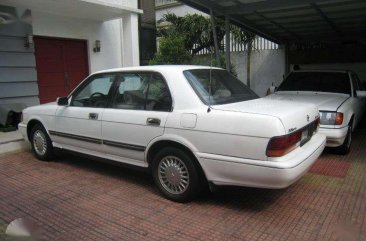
[0,0,142,110]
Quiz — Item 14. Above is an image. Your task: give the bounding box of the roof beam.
[311,3,343,37]
[253,11,301,40]
[223,0,333,14]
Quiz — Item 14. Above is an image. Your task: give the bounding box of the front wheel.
[30,124,54,161]
[151,147,203,202]
[336,125,352,155]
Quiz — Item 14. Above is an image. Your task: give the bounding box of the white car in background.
[19,66,325,202]
[269,70,366,154]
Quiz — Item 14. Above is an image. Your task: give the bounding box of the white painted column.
[121,13,140,67]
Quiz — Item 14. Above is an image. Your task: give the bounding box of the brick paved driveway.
[1,123,365,241]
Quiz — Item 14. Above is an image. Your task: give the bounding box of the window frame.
[69,73,118,108]
[108,71,174,112]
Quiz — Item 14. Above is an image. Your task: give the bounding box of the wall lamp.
[93,40,101,53]
[25,34,33,48]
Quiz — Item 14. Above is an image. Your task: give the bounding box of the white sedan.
[269,70,366,154]
[19,66,326,202]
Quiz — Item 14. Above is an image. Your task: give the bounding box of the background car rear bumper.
[319,126,348,147]
[196,133,326,189]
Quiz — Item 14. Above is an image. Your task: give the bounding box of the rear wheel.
[336,124,352,155]
[151,147,202,202]
[30,124,54,161]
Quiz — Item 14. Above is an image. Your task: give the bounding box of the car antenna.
[207,49,213,113]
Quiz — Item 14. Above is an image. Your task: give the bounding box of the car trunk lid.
[212,97,319,135]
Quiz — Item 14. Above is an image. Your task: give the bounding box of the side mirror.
[356,90,366,98]
[57,96,69,106]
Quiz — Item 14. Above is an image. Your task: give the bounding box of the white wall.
[233,49,286,97]
[194,49,286,97]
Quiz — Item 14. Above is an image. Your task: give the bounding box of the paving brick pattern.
[1,124,365,240]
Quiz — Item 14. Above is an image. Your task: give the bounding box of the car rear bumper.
[319,126,348,147]
[196,132,326,189]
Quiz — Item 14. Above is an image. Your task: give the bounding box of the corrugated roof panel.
[180,0,366,43]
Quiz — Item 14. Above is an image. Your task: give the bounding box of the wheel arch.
[27,118,47,141]
[146,138,208,182]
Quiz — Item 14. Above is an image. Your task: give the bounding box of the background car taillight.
[335,113,343,125]
[266,131,301,157]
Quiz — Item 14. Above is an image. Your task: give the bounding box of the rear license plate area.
[300,126,314,146]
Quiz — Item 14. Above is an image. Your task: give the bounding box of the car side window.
[112,74,148,110]
[146,73,172,112]
[71,74,115,108]
[111,72,172,112]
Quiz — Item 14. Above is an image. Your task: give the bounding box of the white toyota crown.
[19,66,326,202]
[269,70,366,155]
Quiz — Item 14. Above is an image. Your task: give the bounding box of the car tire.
[151,147,203,202]
[30,124,54,161]
[336,124,352,155]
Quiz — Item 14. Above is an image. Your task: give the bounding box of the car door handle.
[89,113,98,120]
[146,118,161,126]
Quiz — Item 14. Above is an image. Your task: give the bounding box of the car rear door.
[101,72,173,165]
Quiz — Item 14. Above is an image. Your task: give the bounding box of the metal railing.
[192,35,280,55]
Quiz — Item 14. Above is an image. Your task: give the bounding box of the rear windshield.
[277,72,351,95]
[183,69,258,105]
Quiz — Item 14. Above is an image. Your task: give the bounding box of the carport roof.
[180,0,366,44]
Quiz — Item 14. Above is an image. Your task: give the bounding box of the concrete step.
[0,131,30,155]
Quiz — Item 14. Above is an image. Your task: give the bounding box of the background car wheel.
[336,125,352,155]
[151,147,203,202]
[30,124,54,161]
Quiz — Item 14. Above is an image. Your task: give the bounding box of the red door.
[34,37,89,103]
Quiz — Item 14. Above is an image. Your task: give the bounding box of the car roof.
[93,65,222,74]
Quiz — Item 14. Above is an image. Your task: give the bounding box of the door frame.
[34,35,90,103]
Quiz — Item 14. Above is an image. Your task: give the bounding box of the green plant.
[149,35,192,65]
[157,13,226,57]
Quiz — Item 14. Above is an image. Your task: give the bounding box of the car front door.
[52,73,116,153]
[101,72,173,166]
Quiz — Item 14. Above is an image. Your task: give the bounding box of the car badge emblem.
[307,115,310,122]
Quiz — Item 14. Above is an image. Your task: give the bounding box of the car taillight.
[266,131,301,157]
[266,118,320,157]
[335,112,343,125]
